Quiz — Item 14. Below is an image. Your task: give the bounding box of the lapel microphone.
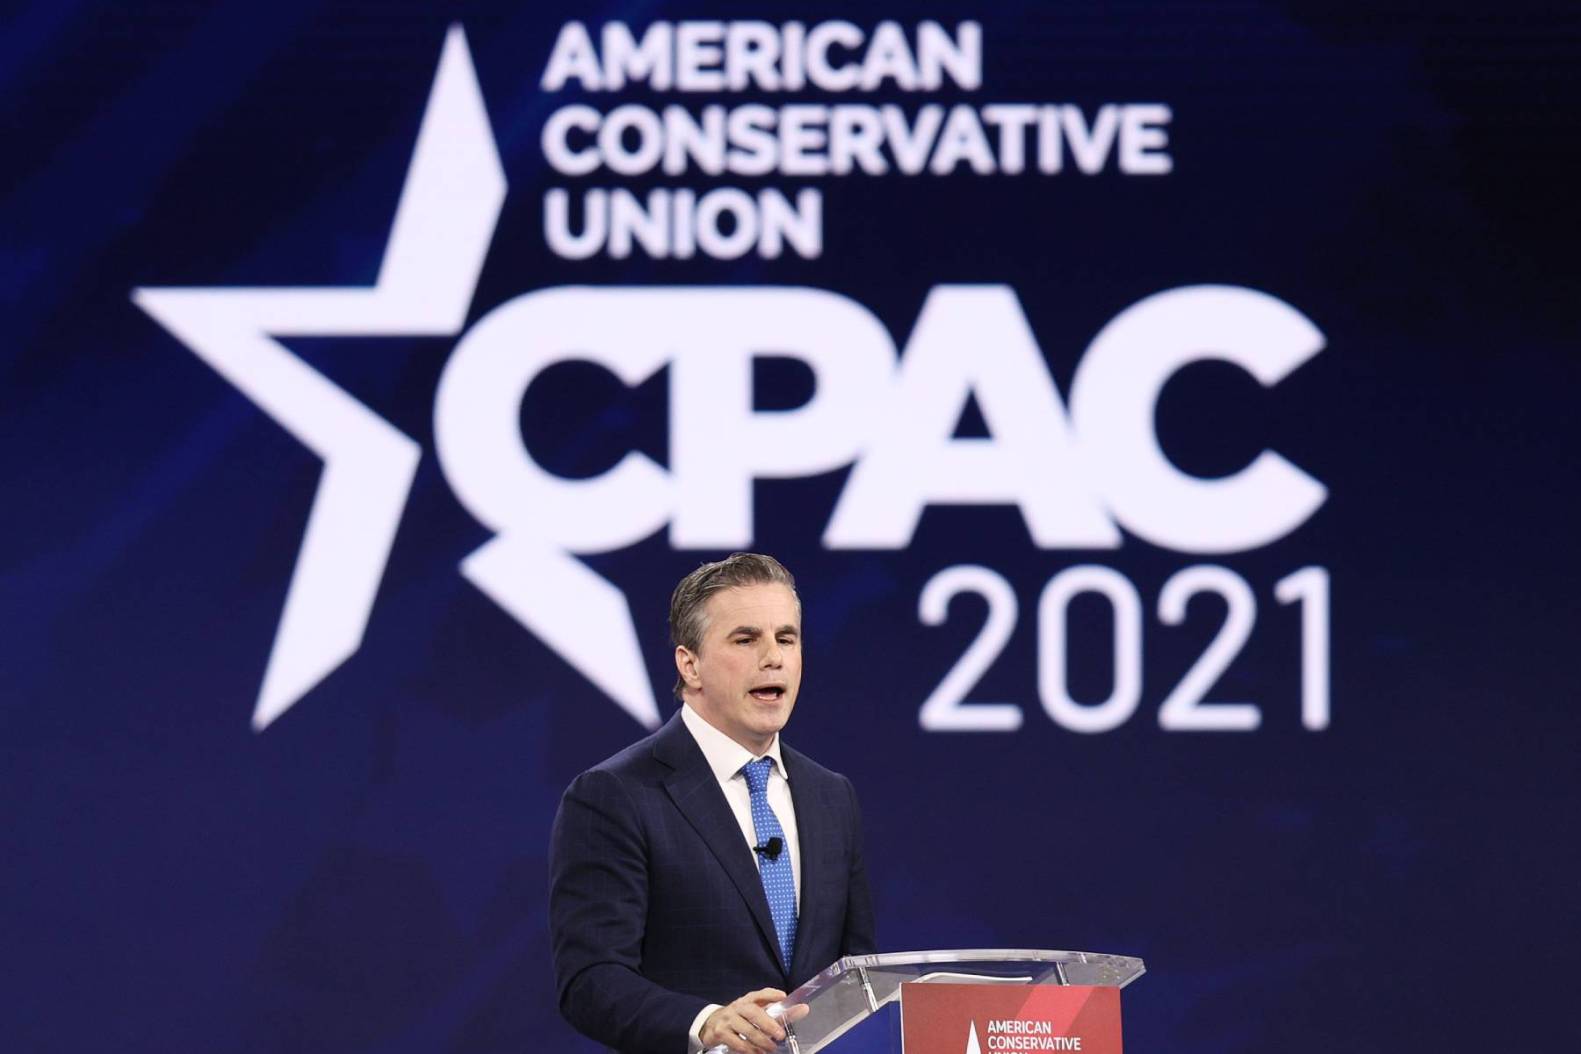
[753,836,784,861]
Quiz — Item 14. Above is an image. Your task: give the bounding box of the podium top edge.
[843,949,1144,970]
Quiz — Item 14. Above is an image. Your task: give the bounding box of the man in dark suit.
[550,553,877,1054]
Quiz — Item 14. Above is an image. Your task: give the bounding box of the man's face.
[677,582,802,755]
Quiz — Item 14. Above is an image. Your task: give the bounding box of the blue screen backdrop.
[3,3,1577,1051]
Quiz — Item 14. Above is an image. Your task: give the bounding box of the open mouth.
[749,686,785,702]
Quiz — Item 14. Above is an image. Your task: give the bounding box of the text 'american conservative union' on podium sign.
[900,984,1123,1054]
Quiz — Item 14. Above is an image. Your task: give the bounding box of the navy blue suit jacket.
[549,712,877,1054]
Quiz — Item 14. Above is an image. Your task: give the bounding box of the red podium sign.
[899,984,1123,1054]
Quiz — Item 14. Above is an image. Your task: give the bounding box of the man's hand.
[699,988,808,1054]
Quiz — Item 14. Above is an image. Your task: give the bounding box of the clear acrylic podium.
[747,950,1146,1054]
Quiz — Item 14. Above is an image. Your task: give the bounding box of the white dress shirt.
[679,703,802,1052]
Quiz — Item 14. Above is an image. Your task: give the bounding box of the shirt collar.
[680,703,788,784]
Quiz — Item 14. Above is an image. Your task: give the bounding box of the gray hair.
[669,553,799,699]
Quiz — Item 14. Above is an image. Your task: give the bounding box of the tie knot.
[742,756,774,793]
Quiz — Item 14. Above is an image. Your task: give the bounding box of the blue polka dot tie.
[742,757,797,970]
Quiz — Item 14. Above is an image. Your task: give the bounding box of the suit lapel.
[654,715,785,975]
[784,747,830,982]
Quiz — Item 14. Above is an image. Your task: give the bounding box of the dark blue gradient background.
[3,3,1577,1052]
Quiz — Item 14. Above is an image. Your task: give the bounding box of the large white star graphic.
[133,27,520,731]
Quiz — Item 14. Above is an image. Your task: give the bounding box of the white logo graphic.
[966,1021,983,1054]
[133,28,523,731]
[136,28,1326,733]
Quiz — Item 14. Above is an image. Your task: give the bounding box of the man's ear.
[674,645,701,692]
